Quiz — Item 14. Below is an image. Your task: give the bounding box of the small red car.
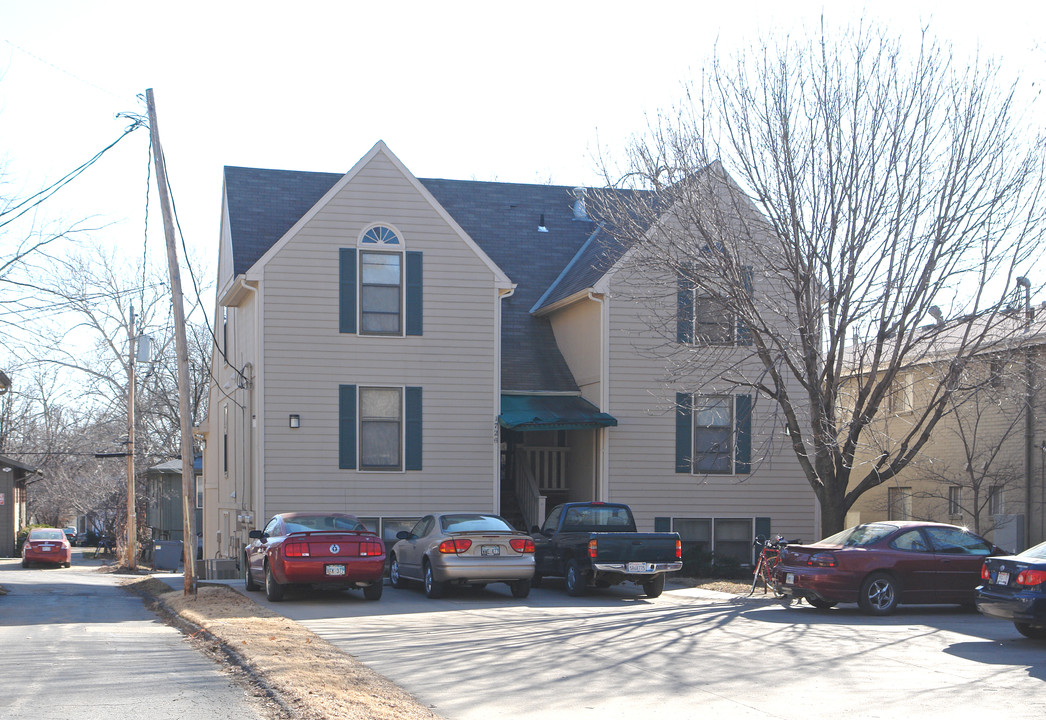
[774,521,999,615]
[243,512,386,602]
[22,528,72,568]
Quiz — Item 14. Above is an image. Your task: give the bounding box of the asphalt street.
[231,575,1046,720]
[0,550,270,720]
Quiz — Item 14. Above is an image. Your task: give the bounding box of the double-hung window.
[339,384,423,471]
[339,224,423,336]
[360,251,402,334]
[948,485,962,517]
[359,387,402,470]
[888,486,912,521]
[677,264,753,346]
[694,396,734,474]
[987,485,1004,515]
[675,393,752,475]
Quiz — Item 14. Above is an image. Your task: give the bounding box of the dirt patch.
[669,576,755,595]
[124,578,441,720]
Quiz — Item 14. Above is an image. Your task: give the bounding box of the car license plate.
[997,571,1009,586]
[481,545,500,557]
[628,562,649,573]
[325,564,346,576]
[42,546,53,552]
[786,573,795,585]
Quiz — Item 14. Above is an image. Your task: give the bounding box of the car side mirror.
[530,526,542,535]
[248,530,264,540]
[396,530,411,540]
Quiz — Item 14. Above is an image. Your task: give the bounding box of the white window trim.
[356,223,406,338]
[689,287,737,346]
[356,384,406,473]
[692,394,737,476]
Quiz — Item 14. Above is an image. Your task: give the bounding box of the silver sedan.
[389,512,535,598]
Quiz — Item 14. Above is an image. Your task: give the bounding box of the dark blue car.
[976,540,1046,639]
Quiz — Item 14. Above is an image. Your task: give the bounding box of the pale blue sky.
[1,1,1042,286]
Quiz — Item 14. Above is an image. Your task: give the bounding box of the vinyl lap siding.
[260,153,499,518]
[604,272,816,540]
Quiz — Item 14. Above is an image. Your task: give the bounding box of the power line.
[0,114,146,231]
[2,38,125,101]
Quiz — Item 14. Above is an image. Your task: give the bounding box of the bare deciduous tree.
[3,247,212,531]
[593,21,1046,535]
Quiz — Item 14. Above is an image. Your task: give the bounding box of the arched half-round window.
[360,225,401,246]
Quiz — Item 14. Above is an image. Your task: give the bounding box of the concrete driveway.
[232,578,1046,720]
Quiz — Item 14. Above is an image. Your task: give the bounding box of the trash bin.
[152,540,184,571]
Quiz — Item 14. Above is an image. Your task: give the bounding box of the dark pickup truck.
[530,502,682,597]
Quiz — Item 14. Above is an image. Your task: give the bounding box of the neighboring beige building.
[847,307,1046,552]
[200,142,815,566]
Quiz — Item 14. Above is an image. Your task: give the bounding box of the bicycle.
[92,535,116,560]
[749,535,788,597]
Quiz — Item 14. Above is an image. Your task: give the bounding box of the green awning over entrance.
[499,394,618,431]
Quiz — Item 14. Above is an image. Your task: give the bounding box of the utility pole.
[126,304,137,570]
[1017,276,1033,550]
[146,88,197,594]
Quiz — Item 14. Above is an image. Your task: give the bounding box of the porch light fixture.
[289,414,301,429]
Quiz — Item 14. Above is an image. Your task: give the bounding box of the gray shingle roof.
[223,166,621,393]
[224,166,343,277]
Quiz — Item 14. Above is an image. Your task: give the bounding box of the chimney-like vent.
[572,187,589,221]
[538,213,548,232]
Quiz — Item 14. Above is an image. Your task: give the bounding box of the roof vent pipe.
[572,187,589,221]
[538,213,548,232]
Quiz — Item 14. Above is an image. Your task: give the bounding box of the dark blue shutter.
[675,392,692,473]
[677,267,695,344]
[405,386,422,470]
[339,249,357,334]
[338,384,357,469]
[736,266,754,346]
[735,394,752,474]
[755,517,771,539]
[405,251,423,336]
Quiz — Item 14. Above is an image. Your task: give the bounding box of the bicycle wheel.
[749,557,765,595]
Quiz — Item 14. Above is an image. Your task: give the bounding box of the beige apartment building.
[198,142,816,567]
[847,308,1046,552]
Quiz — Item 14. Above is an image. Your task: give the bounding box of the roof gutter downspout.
[241,279,261,535]
[588,290,610,502]
[496,284,517,513]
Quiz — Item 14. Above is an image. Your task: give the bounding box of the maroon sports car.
[244,512,386,601]
[774,521,1000,615]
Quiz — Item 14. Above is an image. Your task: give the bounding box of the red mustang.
[243,512,386,602]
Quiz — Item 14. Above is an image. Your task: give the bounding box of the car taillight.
[807,552,837,568]
[284,542,309,557]
[509,538,535,553]
[359,540,383,557]
[588,539,597,558]
[438,538,472,554]
[1016,569,1046,586]
[675,539,682,560]
[981,563,990,581]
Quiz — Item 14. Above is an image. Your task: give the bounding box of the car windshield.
[284,515,365,533]
[440,514,513,533]
[31,529,65,541]
[818,524,896,547]
[1017,541,1046,560]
